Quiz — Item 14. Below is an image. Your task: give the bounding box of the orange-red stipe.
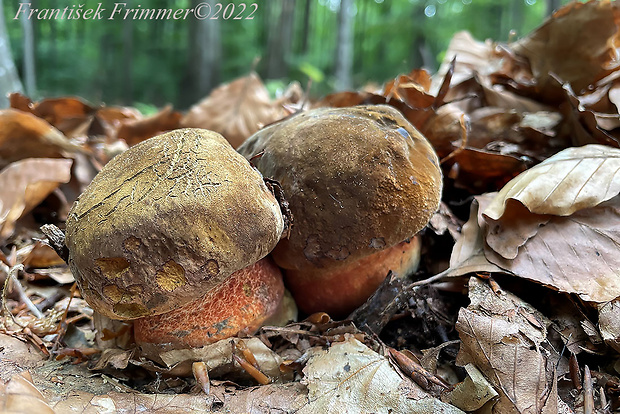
[284,237,421,319]
[134,257,284,348]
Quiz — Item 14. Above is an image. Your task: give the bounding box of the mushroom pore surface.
[237,105,442,273]
[65,128,285,320]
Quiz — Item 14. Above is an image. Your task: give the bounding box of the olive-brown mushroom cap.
[237,105,442,272]
[65,128,284,320]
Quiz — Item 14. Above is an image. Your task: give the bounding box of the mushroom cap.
[65,128,284,320]
[237,105,442,272]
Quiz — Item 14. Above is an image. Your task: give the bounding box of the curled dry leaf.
[441,364,498,412]
[116,105,182,146]
[484,144,620,220]
[456,277,557,414]
[0,158,73,240]
[181,72,301,148]
[511,0,620,93]
[299,337,463,414]
[0,109,80,168]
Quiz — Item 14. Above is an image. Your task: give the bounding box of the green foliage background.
[3,0,568,109]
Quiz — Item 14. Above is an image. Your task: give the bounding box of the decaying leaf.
[300,337,463,414]
[181,72,301,148]
[0,158,73,240]
[456,277,557,414]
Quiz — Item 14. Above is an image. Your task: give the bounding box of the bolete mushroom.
[65,128,288,346]
[237,105,442,318]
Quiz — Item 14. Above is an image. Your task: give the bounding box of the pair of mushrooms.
[64,105,442,348]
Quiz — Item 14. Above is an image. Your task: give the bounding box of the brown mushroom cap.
[237,105,442,273]
[65,128,284,320]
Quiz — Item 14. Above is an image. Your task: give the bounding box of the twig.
[8,264,43,318]
[583,365,594,414]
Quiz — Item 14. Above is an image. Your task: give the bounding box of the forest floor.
[1,1,620,413]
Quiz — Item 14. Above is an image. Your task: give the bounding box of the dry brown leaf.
[0,334,46,382]
[456,277,556,414]
[0,158,73,240]
[0,371,55,414]
[441,364,498,412]
[31,96,96,137]
[181,73,300,148]
[484,144,620,220]
[485,196,620,303]
[0,109,80,168]
[443,194,504,278]
[116,105,182,146]
[383,69,435,109]
[512,0,620,94]
[300,337,463,414]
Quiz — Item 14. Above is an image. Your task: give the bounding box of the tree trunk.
[300,0,311,54]
[335,0,354,91]
[266,0,295,79]
[20,1,36,97]
[0,0,23,107]
[122,18,133,104]
[181,0,221,106]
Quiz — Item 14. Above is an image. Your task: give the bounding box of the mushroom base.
[134,257,286,348]
[283,237,422,319]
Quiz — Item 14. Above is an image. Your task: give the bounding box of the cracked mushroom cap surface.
[237,105,442,272]
[65,128,285,320]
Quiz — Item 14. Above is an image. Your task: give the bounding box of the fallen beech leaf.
[456,277,556,414]
[383,69,435,108]
[181,73,301,148]
[300,337,463,414]
[512,0,620,93]
[31,96,96,137]
[116,105,182,146]
[0,371,55,414]
[0,109,80,167]
[0,158,73,240]
[485,196,620,303]
[444,194,505,277]
[0,334,46,382]
[485,144,620,220]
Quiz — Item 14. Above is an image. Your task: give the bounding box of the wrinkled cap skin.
[65,128,284,320]
[237,105,442,272]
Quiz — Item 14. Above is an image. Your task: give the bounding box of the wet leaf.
[0,158,73,240]
[181,73,301,148]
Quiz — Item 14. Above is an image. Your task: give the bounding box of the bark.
[335,0,354,91]
[20,1,36,96]
[0,0,23,107]
[266,0,295,79]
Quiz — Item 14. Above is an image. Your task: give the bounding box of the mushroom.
[65,128,289,346]
[237,105,442,318]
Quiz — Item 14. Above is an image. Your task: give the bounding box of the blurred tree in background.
[1,0,572,109]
